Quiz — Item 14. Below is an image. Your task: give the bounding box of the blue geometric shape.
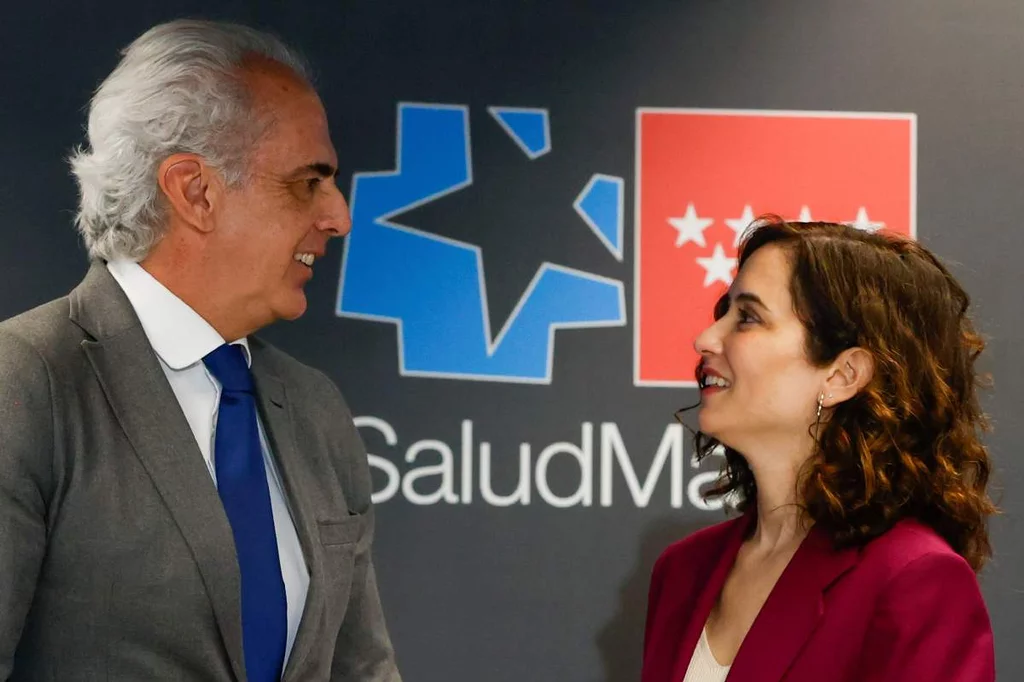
[336,102,624,384]
[573,174,624,261]
[487,106,551,159]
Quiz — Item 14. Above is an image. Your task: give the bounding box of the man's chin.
[274,293,308,322]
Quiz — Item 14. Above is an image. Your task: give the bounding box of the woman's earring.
[815,392,833,440]
[814,391,826,440]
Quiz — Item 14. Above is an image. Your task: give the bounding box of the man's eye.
[306,177,322,192]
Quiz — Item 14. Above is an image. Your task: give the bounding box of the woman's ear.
[823,347,874,407]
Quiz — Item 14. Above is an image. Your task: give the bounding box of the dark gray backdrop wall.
[1,1,1022,680]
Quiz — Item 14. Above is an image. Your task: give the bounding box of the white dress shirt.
[107,259,309,667]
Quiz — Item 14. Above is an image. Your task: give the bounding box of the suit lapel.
[670,514,754,682]
[727,527,859,682]
[250,355,324,682]
[71,263,247,681]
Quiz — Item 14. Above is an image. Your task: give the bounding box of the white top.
[681,627,731,682]
[107,259,309,666]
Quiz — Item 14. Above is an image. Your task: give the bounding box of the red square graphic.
[634,109,915,386]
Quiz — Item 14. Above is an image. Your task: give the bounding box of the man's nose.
[316,180,351,237]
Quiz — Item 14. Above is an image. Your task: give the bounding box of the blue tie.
[204,344,287,682]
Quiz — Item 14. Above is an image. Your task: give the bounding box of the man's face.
[210,60,350,334]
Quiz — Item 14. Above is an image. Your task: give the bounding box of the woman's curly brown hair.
[692,217,997,571]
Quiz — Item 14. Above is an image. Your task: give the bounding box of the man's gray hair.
[69,19,311,262]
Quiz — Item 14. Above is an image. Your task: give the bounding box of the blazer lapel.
[70,263,247,681]
[670,513,754,682]
[727,527,859,682]
[250,356,324,682]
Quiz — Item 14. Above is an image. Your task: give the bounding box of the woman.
[642,218,997,682]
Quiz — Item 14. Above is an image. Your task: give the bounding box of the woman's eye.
[737,309,758,325]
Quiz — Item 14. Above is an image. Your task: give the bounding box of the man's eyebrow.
[286,162,337,180]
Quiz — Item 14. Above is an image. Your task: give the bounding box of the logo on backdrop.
[337,105,916,509]
[336,103,626,383]
[634,108,916,386]
[338,105,916,388]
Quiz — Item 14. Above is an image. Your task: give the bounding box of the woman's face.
[693,244,827,459]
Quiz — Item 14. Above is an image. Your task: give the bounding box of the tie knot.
[203,343,254,393]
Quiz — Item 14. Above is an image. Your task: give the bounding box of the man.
[0,19,401,681]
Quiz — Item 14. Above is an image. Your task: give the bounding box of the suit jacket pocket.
[317,516,362,632]
[318,514,363,546]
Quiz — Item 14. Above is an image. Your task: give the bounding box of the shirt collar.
[106,259,251,370]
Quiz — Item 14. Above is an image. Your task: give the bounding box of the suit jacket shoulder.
[858,517,971,576]
[0,296,81,365]
[848,520,993,681]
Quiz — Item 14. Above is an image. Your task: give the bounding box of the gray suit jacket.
[0,263,401,681]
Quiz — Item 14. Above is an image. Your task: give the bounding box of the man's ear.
[156,153,219,233]
[823,347,875,407]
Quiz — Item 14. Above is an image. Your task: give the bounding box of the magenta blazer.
[642,512,994,682]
